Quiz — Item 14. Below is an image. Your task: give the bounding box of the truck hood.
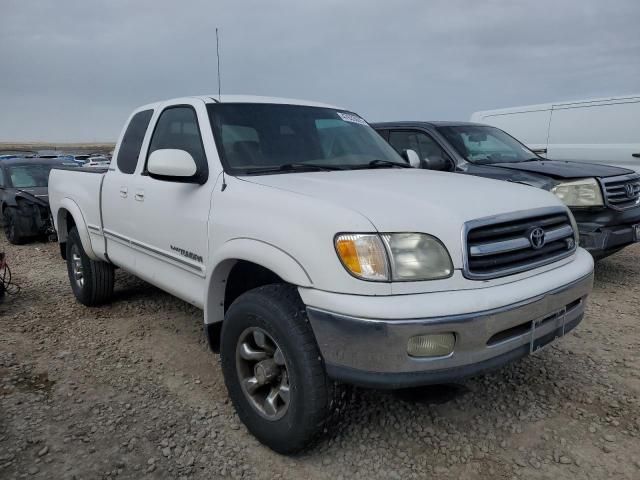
[463,163,554,190]
[241,169,563,234]
[490,160,633,179]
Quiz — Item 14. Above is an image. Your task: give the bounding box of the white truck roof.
[136,95,341,112]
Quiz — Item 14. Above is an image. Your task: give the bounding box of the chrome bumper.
[306,272,593,389]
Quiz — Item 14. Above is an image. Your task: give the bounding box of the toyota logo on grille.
[529,227,546,250]
[625,184,636,198]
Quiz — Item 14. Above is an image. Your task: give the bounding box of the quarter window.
[148,107,208,179]
[117,109,153,174]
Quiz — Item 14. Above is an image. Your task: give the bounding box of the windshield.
[207,103,405,174]
[437,125,538,165]
[8,164,60,188]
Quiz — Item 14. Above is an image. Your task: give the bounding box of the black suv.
[0,157,74,244]
[373,121,640,259]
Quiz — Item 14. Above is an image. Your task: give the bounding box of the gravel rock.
[1,240,639,480]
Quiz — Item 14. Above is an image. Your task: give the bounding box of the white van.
[471,95,640,172]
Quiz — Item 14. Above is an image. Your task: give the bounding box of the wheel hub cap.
[236,327,290,420]
[254,359,279,385]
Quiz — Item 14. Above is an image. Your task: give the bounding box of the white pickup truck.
[49,95,594,453]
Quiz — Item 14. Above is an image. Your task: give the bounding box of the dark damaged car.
[0,157,77,244]
[373,122,640,259]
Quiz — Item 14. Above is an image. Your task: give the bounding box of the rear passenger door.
[102,108,154,269]
[128,100,216,307]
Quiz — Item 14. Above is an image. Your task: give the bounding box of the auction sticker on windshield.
[337,112,368,126]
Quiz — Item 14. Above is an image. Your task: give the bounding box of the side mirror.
[148,149,198,180]
[401,149,421,168]
[423,156,449,171]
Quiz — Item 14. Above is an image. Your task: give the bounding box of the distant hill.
[0,142,116,154]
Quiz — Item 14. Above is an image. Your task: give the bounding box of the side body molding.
[204,237,313,325]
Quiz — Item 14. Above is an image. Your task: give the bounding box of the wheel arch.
[204,238,313,352]
[55,199,98,260]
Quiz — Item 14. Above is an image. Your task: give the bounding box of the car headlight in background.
[551,178,604,207]
[335,233,453,281]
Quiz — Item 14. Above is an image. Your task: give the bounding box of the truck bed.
[48,167,108,260]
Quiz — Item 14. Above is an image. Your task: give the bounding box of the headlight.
[335,233,453,281]
[551,178,603,207]
[335,234,389,281]
[381,233,452,280]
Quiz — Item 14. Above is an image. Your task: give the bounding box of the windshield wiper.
[350,159,411,169]
[242,163,343,174]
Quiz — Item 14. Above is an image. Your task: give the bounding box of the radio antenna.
[216,28,222,102]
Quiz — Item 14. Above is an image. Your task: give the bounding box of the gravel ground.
[1,237,639,479]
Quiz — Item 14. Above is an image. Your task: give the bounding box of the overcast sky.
[1,0,639,142]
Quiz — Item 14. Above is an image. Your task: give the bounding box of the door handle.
[119,187,128,198]
[134,191,145,202]
[632,153,640,158]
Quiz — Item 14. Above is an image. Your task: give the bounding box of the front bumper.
[14,204,53,237]
[306,272,593,389]
[578,223,638,256]
[573,207,640,256]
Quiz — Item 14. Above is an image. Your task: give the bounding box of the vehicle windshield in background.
[8,164,61,188]
[437,125,538,165]
[207,103,405,174]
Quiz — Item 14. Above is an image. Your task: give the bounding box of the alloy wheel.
[71,245,85,288]
[235,327,291,420]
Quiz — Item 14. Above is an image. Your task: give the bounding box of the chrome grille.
[464,209,576,280]
[600,174,640,210]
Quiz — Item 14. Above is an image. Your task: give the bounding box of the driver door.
[127,100,216,307]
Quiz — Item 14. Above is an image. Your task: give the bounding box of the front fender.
[204,237,313,325]
[55,198,99,260]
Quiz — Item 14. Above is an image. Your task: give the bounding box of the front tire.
[4,208,26,245]
[66,226,115,306]
[220,284,332,454]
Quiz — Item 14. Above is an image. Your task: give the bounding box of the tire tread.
[66,227,114,306]
[221,284,333,453]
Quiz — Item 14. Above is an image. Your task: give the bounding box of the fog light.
[407,333,455,357]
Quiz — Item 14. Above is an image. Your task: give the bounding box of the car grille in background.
[464,210,576,279]
[600,174,640,210]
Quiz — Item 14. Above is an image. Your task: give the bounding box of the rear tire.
[66,226,115,306]
[4,208,26,245]
[220,284,332,454]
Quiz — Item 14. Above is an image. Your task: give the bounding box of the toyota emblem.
[529,227,546,250]
[625,183,636,198]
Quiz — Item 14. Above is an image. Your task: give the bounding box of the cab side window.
[0,167,4,187]
[117,109,153,174]
[147,106,208,177]
[388,130,454,171]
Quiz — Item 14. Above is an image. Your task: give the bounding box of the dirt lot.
[1,237,639,480]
